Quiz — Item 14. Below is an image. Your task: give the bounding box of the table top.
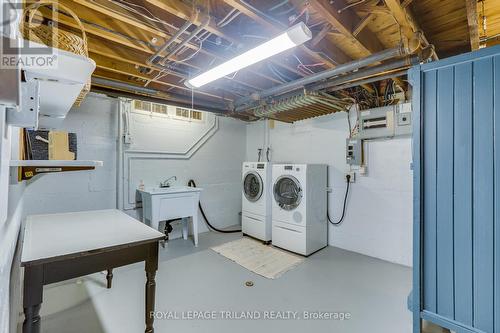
[21,209,164,266]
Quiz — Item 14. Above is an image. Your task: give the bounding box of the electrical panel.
[346,138,362,166]
[357,103,412,139]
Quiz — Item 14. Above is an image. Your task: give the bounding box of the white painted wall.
[122,104,247,235]
[0,93,246,332]
[0,117,26,333]
[246,111,413,266]
[23,93,246,237]
[22,93,118,215]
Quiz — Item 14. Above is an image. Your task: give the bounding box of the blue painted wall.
[411,45,500,333]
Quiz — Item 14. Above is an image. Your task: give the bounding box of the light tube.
[187,22,312,88]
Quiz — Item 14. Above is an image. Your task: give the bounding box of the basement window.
[174,107,204,122]
[191,110,203,121]
[133,100,168,115]
[175,107,190,119]
[132,100,204,122]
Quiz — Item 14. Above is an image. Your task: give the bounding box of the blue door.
[410,45,500,333]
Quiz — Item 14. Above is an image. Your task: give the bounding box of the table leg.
[23,266,43,333]
[145,242,159,333]
[182,218,188,240]
[192,214,199,247]
[106,269,113,289]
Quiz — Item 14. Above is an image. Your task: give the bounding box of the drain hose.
[187,179,242,233]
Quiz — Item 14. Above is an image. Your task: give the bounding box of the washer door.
[273,175,302,211]
[243,171,263,202]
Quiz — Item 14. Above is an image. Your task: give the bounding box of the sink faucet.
[160,176,177,188]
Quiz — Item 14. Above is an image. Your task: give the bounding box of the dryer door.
[243,171,263,202]
[273,175,302,211]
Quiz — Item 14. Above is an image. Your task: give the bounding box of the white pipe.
[116,98,127,210]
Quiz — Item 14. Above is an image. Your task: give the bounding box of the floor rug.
[211,237,304,279]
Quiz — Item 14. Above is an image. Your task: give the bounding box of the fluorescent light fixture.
[187,22,312,88]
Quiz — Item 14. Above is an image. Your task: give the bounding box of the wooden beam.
[66,0,294,85]
[353,14,373,37]
[92,70,228,106]
[89,52,235,101]
[69,0,168,38]
[309,0,385,56]
[311,23,332,47]
[383,0,419,38]
[383,0,439,59]
[34,6,281,92]
[222,0,351,66]
[143,0,304,76]
[222,0,283,31]
[465,0,480,50]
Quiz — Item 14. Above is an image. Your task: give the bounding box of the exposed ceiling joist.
[91,74,228,111]
[353,14,374,37]
[143,0,238,43]
[69,0,166,37]
[383,0,418,38]
[223,0,351,66]
[143,0,304,76]
[36,6,284,95]
[464,0,480,50]
[381,0,438,59]
[89,52,236,101]
[33,12,266,102]
[64,0,288,86]
[310,23,333,47]
[308,0,385,56]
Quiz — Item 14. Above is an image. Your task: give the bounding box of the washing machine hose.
[187,180,242,233]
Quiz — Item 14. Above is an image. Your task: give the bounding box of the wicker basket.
[20,0,91,107]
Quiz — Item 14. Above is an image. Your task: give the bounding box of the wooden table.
[20,209,165,333]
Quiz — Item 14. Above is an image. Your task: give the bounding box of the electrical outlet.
[346,171,355,183]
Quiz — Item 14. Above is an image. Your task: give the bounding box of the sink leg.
[192,215,199,247]
[182,218,188,240]
[151,218,160,232]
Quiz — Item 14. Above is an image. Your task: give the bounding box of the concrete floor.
[23,231,413,333]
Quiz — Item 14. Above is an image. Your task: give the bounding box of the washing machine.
[271,164,328,255]
[242,162,272,242]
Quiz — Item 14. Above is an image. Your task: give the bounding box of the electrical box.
[394,103,412,136]
[357,103,412,139]
[6,80,40,129]
[346,138,362,166]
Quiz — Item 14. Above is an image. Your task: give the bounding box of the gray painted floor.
[24,231,413,333]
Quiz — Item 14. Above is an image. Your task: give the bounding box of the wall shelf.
[10,160,103,180]
[21,40,96,129]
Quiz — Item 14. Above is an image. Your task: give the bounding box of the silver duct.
[234,44,410,109]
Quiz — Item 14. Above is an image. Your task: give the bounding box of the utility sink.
[138,185,203,246]
[139,186,202,195]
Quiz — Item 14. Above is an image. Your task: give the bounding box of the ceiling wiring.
[268,0,290,12]
[104,0,178,32]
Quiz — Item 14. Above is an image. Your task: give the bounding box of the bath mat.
[211,237,304,279]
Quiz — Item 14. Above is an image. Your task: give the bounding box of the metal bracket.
[6,80,40,129]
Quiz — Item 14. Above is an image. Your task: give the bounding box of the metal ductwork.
[235,44,434,122]
[251,91,353,122]
[90,77,229,114]
[92,77,161,95]
[308,55,422,92]
[235,44,411,110]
